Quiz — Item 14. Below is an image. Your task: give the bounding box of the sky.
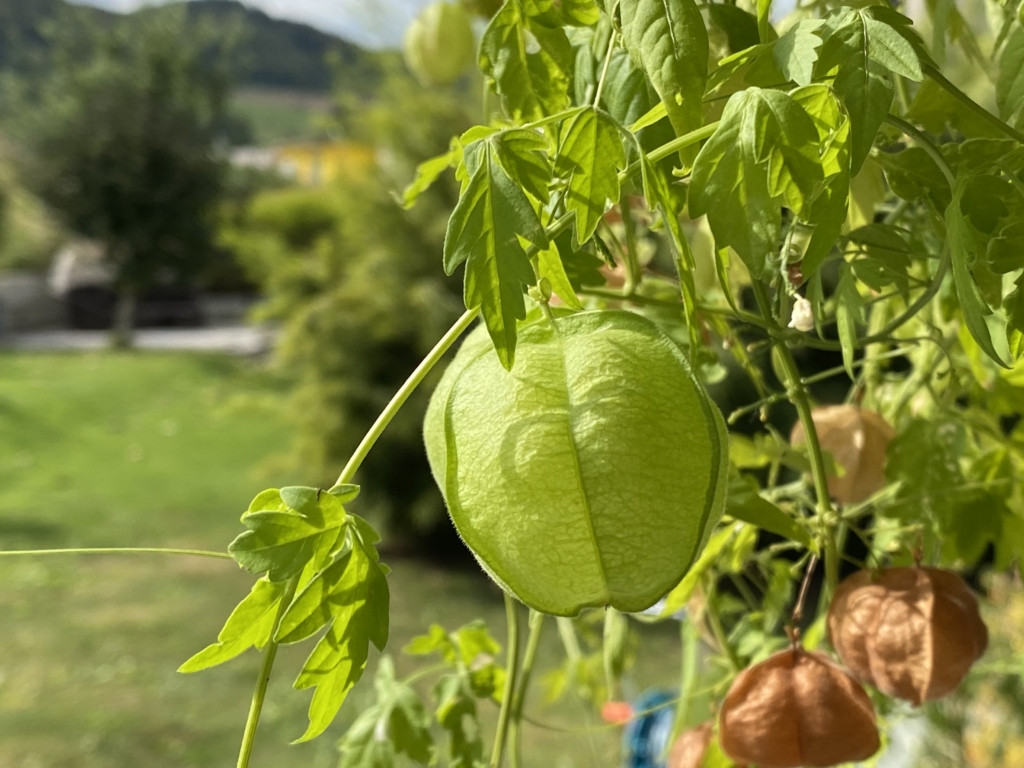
[70,0,429,48]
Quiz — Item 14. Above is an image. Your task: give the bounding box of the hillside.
[0,0,389,94]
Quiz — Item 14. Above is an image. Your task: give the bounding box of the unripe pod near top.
[790,404,895,505]
[403,1,475,86]
[719,648,880,768]
[424,311,728,616]
[828,567,988,705]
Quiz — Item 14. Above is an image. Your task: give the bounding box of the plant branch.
[236,574,300,768]
[509,610,545,768]
[491,594,521,768]
[705,588,740,672]
[335,307,480,486]
[924,65,1024,145]
[620,122,720,182]
[885,114,957,188]
[752,280,840,600]
[593,31,618,108]
[0,547,233,560]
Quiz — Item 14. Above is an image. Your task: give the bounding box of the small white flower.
[789,296,815,332]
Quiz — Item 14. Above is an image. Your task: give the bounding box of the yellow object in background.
[274,142,375,186]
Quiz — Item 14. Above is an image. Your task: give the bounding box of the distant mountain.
[0,0,390,93]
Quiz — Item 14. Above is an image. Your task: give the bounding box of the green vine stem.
[0,547,233,560]
[508,610,545,768]
[752,280,840,601]
[491,593,522,768]
[924,64,1024,145]
[237,306,483,765]
[236,574,300,768]
[335,307,480,486]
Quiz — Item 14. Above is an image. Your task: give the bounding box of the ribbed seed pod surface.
[828,567,988,705]
[719,648,880,768]
[424,311,728,616]
[790,404,895,504]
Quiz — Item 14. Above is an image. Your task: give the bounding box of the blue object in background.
[623,689,677,768]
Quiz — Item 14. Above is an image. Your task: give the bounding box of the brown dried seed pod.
[668,723,712,768]
[790,404,896,505]
[668,722,747,768]
[719,649,880,768]
[828,567,988,705]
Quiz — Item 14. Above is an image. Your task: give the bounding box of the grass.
[231,88,334,146]
[0,351,687,768]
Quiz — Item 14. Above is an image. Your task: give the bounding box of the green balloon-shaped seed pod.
[402,1,475,87]
[424,310,729,616]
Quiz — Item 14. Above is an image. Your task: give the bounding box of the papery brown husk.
[828,567,988,705]
[719,649,880,768]
[790,405,896,504]
[668,723,713,768]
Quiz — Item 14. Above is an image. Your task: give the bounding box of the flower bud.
[788,295,814,332]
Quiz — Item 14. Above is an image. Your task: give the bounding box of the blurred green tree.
[10,6,232,343]
[226,70,473,543]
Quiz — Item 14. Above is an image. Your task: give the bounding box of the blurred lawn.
[0,352,681,768]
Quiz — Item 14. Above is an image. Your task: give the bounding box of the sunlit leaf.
[229,487,348,582]
[286,536,390,741]
[946,174,1011,368]
[689,88,821,277]
[479,2,574,121]
[444,141,548,369]
[338,657,433,768]
[619,0,708,165]
[179,578,285,673]
[399,147,458,209]
[998,25,1024,122]
[555,107,626,243]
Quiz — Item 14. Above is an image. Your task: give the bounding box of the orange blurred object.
[602,700,634,725]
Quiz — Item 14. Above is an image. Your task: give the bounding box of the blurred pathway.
[0,326,277,355]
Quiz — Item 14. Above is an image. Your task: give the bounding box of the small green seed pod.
[424,310,728,616]
[403,1,475,86]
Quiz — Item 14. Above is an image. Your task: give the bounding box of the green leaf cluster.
[181,485,390,741]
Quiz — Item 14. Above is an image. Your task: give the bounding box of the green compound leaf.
[619,0,708,165]
[1006,275,1024,360]
[728,476,815,550]
[289,536,391,742]
[689,87,821,278]
[660,525,735,616]
[707,5,762,54]
[444,140,547,370]
[771,19,825,87]
[178,577,285,673]
[433,674,485,768]
[998,25,1024,122]
[946,174,1011,368]
[228,487,349,582]
[494,128,554,204]
[405,621,506,700]
[398,146,458,210]
[338,657,433,768]
[537,241,583,309]
[555,107,626,243]
[835,262,865,379]
[817,6,924,174]
[479,1,574,122]
[792,84,851,277]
